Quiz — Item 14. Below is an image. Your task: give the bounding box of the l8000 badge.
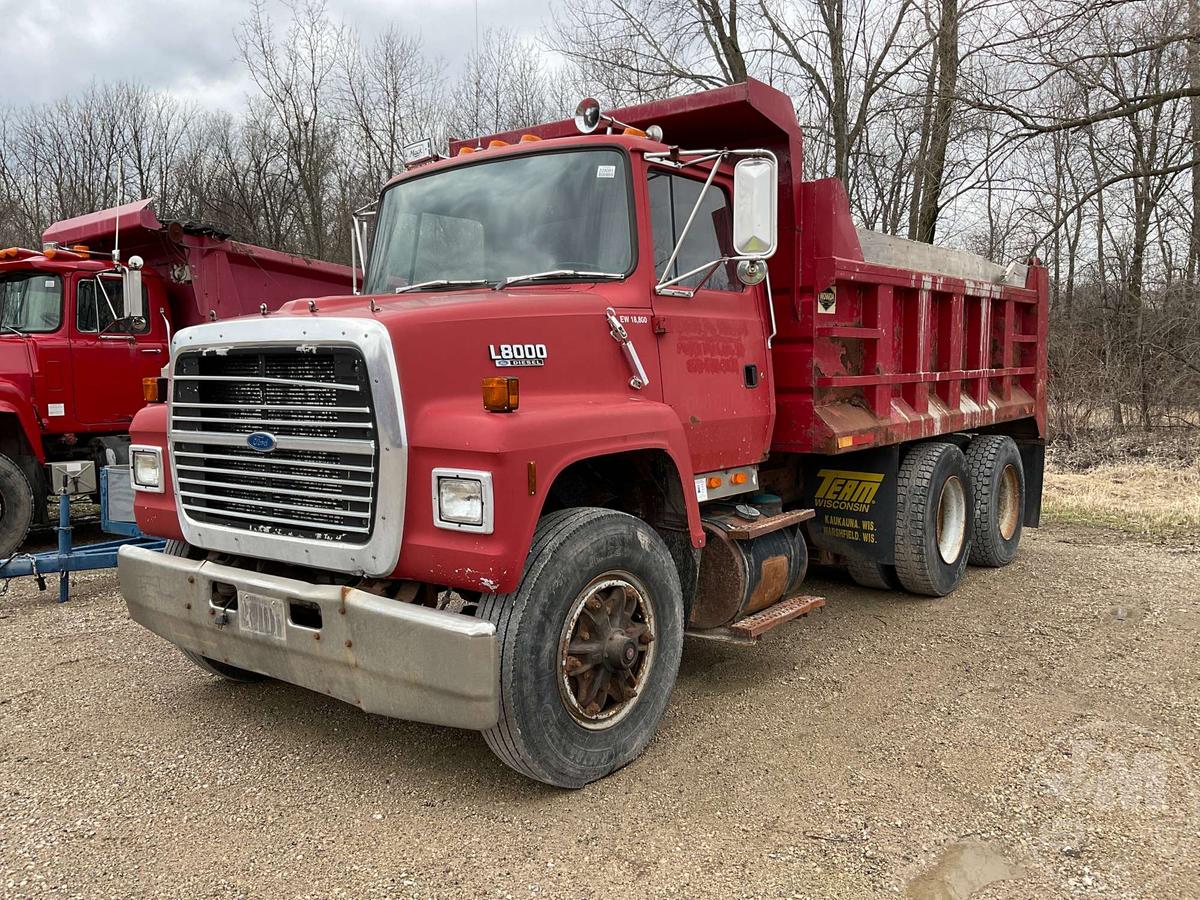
[489,343,547,367]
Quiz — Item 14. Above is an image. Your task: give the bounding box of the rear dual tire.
[846,556,900,591]
[850,435,1026,596]
[965,435,1025,568]
[894,442,974,597]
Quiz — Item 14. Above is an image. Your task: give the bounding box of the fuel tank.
[690,505,809,629]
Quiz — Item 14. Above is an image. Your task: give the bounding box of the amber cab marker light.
[482,376,520,413]
[488,139,509,149]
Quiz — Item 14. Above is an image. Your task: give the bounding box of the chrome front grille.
[170,346,377,544]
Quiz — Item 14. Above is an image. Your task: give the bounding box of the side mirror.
[123,255,144,320]
[733,157,778,259]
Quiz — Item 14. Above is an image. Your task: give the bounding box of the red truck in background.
[0,200,352,556]
[117,79,1048,788]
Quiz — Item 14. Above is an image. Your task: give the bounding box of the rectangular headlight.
[130,446,163,493]
[432,468,494,533]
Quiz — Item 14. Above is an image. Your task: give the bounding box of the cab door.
[646,167,773,474]
[70,273,168,427]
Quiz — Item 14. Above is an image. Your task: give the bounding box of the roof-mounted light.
[402,137,439,168]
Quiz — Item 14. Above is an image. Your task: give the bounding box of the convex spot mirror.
[123,255,145,320]
[574,98,602,134]
[733,157,778,260]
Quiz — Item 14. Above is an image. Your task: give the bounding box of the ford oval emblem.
[246,431,277,453]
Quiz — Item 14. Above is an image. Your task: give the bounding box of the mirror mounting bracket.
[351,200,378,295]
[648,147,779,296]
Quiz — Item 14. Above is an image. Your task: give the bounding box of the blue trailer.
[0,466,164,602]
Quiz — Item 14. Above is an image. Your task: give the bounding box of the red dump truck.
[0,200,352,556]
[118,79,1048,787]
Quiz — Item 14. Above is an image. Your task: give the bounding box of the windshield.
[364,149,634,293]
[0,272,62,333]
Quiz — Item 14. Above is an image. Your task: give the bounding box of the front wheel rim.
[558,572,656,730]
[935,475,967,564]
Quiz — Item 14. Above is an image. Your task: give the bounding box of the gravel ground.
[1,523,1197,899]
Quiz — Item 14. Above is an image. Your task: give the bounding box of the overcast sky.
[4,0,552,112]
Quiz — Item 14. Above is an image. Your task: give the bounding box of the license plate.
[238,593,286,641]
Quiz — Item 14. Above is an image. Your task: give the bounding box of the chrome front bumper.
[117,545,499,730]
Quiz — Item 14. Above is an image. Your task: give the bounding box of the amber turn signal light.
[142,376,167,403]
[482,376,519,413]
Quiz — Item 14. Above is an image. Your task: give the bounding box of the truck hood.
[276,285,599,319]
[267,284,660,421]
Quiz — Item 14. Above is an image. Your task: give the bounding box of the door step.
[686,594,826,645]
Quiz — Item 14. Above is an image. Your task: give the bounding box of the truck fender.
[0,388,45,464]
[399,398,705,594]
[128,403,185,542]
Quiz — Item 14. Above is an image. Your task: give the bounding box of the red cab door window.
[647,169,773,473]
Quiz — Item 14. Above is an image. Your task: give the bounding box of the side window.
[647,170,739,291]
[77,277,149,334]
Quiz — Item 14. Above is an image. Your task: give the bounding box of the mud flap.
[1017,438,1045,527]
[801,446,899,564]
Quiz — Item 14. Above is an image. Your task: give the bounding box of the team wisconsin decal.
[813,469,884,513]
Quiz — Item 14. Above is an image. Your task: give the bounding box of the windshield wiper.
[395,279,493,294]
[501,270,625,288]
[0,324,25,337]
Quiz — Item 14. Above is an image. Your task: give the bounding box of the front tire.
[164,540,264,683]
[478,508,684,788]
[894,442,974,597]
[0,453,33,560]
[180,649,265,683]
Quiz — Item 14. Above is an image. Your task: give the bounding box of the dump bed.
[473,79,1049,456]
[42,199,352,327]
[774,177,1048,455]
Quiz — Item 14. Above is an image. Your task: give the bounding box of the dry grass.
[1044,462,1200,537]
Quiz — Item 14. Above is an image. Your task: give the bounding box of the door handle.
[140,348,163,354]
